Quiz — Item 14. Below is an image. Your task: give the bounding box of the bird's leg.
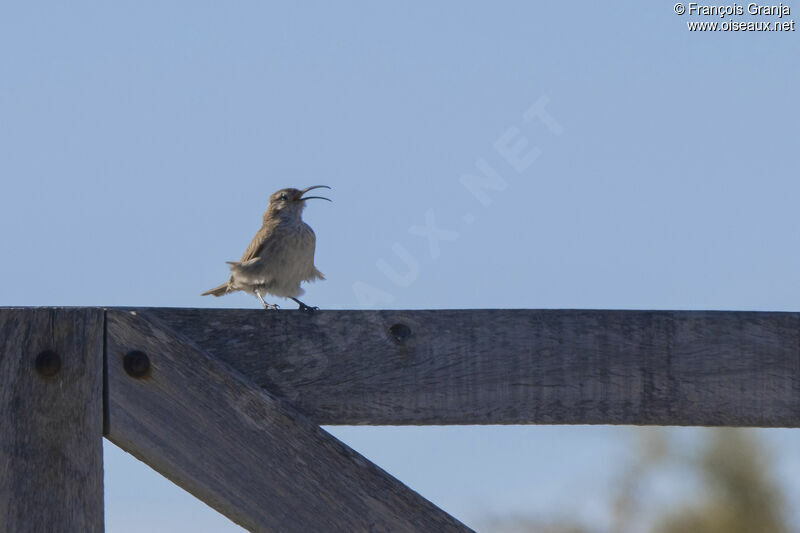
[290,297,318,312]
[256,290,279,310]
[256,290,267,309]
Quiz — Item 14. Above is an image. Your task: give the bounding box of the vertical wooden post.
[0,308,105,533]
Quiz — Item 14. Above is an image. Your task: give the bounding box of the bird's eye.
[280,193,288,200]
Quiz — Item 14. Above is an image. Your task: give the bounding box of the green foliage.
[482,428,789,533]
[654,429,787,533]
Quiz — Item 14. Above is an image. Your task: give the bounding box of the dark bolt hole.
[35,350,61,377]
[124,350,151,379]
[389,323,412,342]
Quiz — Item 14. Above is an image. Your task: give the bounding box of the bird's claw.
[264,303,280,311]
[289,297,318,312]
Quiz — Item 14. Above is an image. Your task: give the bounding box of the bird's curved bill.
[298,185,332,202]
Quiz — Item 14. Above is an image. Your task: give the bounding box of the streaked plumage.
[202,185,330,310]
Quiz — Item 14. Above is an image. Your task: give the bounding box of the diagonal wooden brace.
[105,309,470,533]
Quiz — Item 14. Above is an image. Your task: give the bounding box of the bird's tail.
[201,282,230,297]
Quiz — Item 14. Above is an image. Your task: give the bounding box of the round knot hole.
[35,350,61,377]
[389,323,412,343]
[124,350,151,379]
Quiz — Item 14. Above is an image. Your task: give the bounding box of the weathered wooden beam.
[105,309,469,533]
[147,308,800,427]
[0,308,105,533]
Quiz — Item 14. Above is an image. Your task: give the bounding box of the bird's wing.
[227,257,270,286]
[227,223,282,286]
[238,224,273,263]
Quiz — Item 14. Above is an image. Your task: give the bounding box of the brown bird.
[202,185,331,311]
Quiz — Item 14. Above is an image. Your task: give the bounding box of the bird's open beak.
[297,185,332,202]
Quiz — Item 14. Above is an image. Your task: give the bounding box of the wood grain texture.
[105,309,469,533]
[0,308,104,533]
[145,308,800,427]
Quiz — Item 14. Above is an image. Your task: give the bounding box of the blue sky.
[2,2,798,531]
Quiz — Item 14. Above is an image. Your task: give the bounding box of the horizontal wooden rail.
[147,307,800,427]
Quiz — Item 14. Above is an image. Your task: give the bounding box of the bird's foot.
[256,290,279,310]
[265,303,280,311]
[291,297,318,313]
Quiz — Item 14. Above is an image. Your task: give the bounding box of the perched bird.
[202,185,331,311]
